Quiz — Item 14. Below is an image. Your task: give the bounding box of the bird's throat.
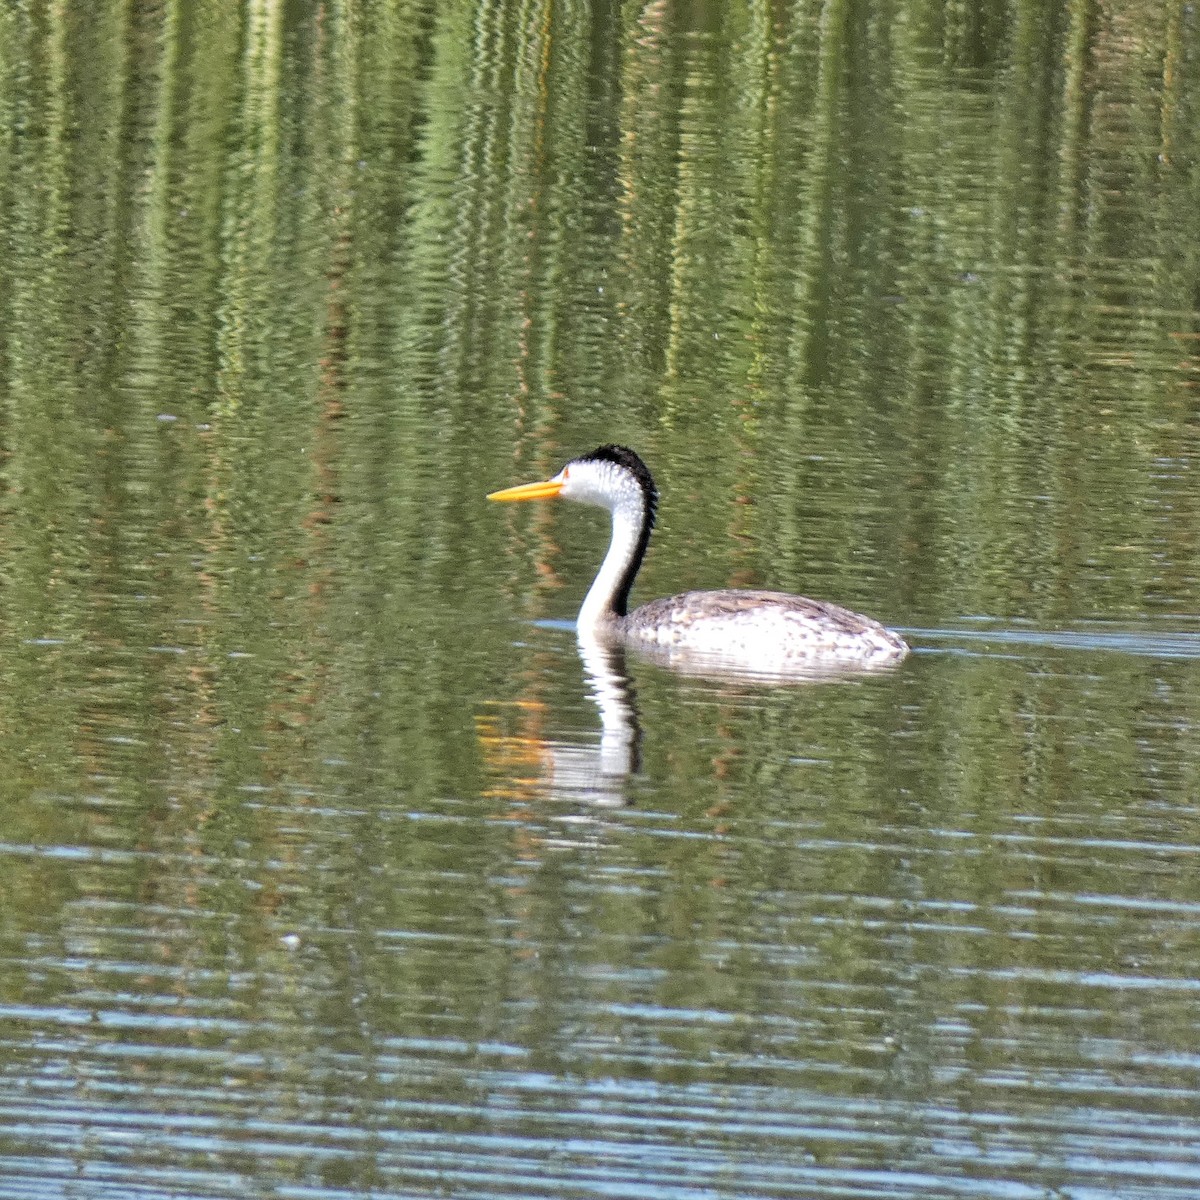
[577,499,649,631]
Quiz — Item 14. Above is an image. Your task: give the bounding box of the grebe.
[488,445,908,670]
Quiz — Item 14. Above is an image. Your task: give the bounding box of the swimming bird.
[488,445,908,671]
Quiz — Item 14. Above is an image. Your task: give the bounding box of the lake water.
[2,3,1200,1198]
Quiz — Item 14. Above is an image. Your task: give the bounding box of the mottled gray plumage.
[631,588,895,634]
[622,588,907,666]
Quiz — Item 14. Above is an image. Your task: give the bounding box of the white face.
[557,458,641,513]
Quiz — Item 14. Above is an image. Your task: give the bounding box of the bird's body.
[618,588,907,665]
[489,445,908,672]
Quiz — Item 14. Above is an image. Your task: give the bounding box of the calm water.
[2,2,1200,1198]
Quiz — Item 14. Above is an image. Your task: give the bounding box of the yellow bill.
[487,477,564,502]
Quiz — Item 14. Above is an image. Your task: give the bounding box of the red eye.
[562,467,570,479]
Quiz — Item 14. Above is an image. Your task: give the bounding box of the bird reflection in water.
[477,629,903,818]
[476,634,639,812]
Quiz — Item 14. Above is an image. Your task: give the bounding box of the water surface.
[2,3,1200,1198]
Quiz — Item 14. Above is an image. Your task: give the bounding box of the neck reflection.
[476,632,640,811]
[575,631,640,791]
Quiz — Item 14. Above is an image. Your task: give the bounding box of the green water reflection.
[1,2,1200,1198]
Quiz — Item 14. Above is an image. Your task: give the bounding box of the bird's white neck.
[577,495,646,633]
